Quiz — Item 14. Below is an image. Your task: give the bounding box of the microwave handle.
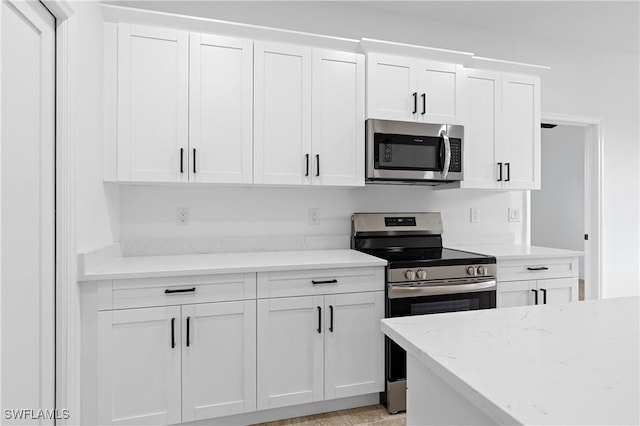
[440,129,451,180]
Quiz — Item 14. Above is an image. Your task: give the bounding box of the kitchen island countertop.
[381,296,639,425]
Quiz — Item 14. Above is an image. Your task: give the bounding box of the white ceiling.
[105,1,640,54]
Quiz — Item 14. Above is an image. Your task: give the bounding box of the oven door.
[384,279,496,413]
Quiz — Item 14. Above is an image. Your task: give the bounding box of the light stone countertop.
[381,297,640,425]
[78,249,387,281]
[455,244,584,260]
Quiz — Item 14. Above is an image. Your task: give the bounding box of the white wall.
[531,125,585,278]
[73,0,119,253]
[105,1,639,297]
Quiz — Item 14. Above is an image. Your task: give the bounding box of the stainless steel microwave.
[366,119,464,184]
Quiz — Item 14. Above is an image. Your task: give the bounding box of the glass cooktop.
[360,247,495,268]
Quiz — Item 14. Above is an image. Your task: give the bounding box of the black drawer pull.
[531,289,539,305]
[526,267,549,271]
[311,279,338,285]
[164,287,196,294]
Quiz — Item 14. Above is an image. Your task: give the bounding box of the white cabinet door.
[98,306,182,425]
[254,41,312,185]
[501,73,541,190]
[181,301,256,422]
[311,50,365,186]
[257,296,324,410]
[497,280,536,308]
[324,292,384,399]
[117,24,189,182]
[366,53,418,121]
[417,60,464,124]
[462,69,503,189]
[537,278,578,305]
[189,34,253,184]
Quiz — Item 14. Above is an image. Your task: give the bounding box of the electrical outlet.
[509,208,521,223]
[308,208,320,225]
[177,207,190,226]
[470,208,480,223]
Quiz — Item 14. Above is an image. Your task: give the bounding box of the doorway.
[528,115,602,301]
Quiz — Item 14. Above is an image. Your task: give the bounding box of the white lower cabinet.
[97,301,256,425]
[496,256,579,308]
[257,291,384,410]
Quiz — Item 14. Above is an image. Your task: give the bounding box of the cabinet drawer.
[257,267,384,298]
[497,257,578,282]
[99,273,257,310]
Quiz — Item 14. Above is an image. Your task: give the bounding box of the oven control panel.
[385,217,416,227]
[389,264,497,283]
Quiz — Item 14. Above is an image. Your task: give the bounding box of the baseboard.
[182,394,381,426]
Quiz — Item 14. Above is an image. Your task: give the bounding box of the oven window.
[410,298,479,315]
[374,133,441,171]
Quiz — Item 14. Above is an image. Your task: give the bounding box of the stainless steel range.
[351,212,497,414]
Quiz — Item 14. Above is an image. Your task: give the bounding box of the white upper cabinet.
[501,73,541,190]
[366,53,464,124]
[254,41,313,185]
[117,24,189,182]
[416,60,465,124]
[459,69,540,190]
[312,50,365,186]
[189,34,253,184]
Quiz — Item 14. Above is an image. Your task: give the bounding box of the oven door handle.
[388,280,496,299]
[440,129,451,180]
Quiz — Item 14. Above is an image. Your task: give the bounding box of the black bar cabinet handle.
[316,154,320,177]
[497,163,503,181]
[421,93,426,115]
[531,289,538,305]
[311,279,338,285]
[186,316,191,347]
[171,318,176,348]
[412,92,417,114]
[329,305,334,332]
[305,154,310,177]
[192,148,196,174]
[180,148,184,173]
[505,162,511,181]
[164,287,196,294]
[541,288,547,304]
[526,267,549,271]
[317,306,322,333]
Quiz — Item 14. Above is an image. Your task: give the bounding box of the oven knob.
[477,266,487,275]
[416,269,427,280]
[405,270,416,280]
[466,266,477,276]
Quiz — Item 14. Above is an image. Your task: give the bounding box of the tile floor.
[254,404,405,426]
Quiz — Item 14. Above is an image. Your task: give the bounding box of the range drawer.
[497,256,579,282]
[257,267,385,298]
[98,273,257,310]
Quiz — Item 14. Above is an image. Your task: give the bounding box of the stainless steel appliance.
[365,119,464,184]
[351,212,496,414]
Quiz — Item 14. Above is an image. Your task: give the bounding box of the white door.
[97,307,182,425]
[324,292,384,399]
[1,0,55,420]
[537,278,578,305]
[366,53,417,121]
[189,33,253,184]
[417,60,464,124]
[257,296,323,410]
[117,24,189,182]
[501,73,541,190]
[311,49,365,186]
[254,41,312,185]
[182,301,257,422]
[462,69,503,189]
[496,280,536,308]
